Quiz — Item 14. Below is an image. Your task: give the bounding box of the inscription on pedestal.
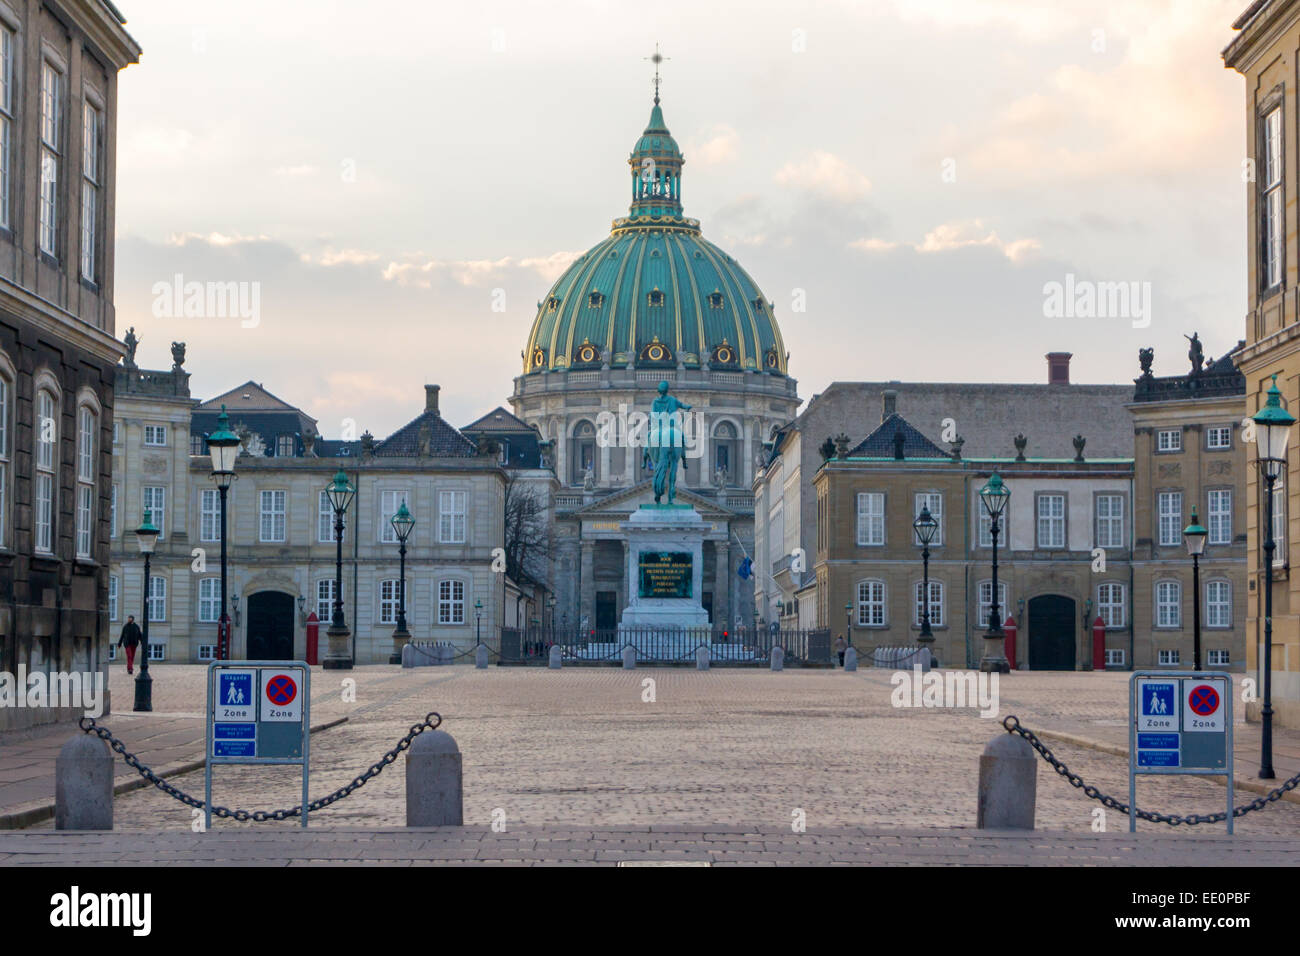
[639,552,693,599]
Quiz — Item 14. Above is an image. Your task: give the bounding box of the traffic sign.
[1183,679,1226,733]
[1136,680,1178,732]
[260,669,303,722]
[215,671,255,722]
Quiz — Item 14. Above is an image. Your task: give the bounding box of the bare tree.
[502,472,551,590]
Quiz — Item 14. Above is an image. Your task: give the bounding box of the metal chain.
[1003,714,1300,825]
[78,712,442,822]
[865,646,930,666]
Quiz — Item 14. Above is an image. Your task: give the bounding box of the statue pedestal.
[618,504,710,631]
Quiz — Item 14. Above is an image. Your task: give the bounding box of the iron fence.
[499,626,832,665]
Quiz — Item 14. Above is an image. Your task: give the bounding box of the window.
[38,60,60,258]
[1208,649,1230,666]
[113,421,120,445]
[914,580,943,627]
[379,490,408,543]
[316,579,336,623]
[0,26,13,231]
[1095,494,1124,549]
[198,578,220,622]
[439,490,467,544]
[856,492,884,546]
[1207,489,1232,546]
[570,420,596,484]
[1271,474,1286,566]
[147,643,165,662]
[143,424,167,446]
[857,580,885,626]
[977,500,1008,548]
[1036,494,1065,549]
[148,575,166,622]
[378,579,400,625]
[1206,580,1231,629]
[1157,491,1182,547]
[1156,580,1181,629]
[1097,582,1126,628]
[75,405,95,558]
[1263,105,1284,290]
[259,490,286,542]
[110,484,118,539]
[712,421,738,485]
[142,486,165,541]
[80,99,100,282]
[200,488,221,542]
[319,490,345,543]
[1104,648,1125,667]
[276,435,294,457]
[108,574,118,621]
[1158,648,1181,666]
[914,493,942,546]
[0,372,8,547]
[1157,429,1181,452]
[197,645,217,662]
[438,579,465,624]
[1207,426,1232,450]
[978,581,1007,630]
[35,388,57,553]
[190,435,205,456]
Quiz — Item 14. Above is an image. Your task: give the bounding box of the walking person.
[118,615,142,674]
[834,633,847,667]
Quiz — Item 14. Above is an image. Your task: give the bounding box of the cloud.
[850,220,1041,263]
[773,152,872,202]
[382,251,580,288]
[687,125,740,166]
[166,231,273,247]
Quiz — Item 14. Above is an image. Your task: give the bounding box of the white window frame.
[200,488,221,543]
[1207,649,1230,666]
[1206,425,1232,450]
[977,500,1008,549]
[914,580,943,628]
[148,574,166,623]
[316,579,336,623]
[319,489,344,543]
[1271,474,1286,567]
[1155,580,1181,629]
[437,579,465,624]
[108,573,118,621]
[142,485,166,541]
[259,490,286,542]
[1104,648,1125,667]
[856,492,884,547]
[75,404,95,559]
[110,483,118,539]
[35,386,57,553]
[438,490,467,544]
[913,492,942,547]
[1097,581,1125,629]
[0,24,14,232]
[378,579,400,625]
[1157,491,1183,548]
[1036,494,1065,549]
[379,490,407,544]
[977,580,1007,630]
[143,424,168,446]
[38,58,60,258]
[1158,648,1181,666]
[198,577,220,623]
[79,97,100,282]
[1157,429,1182,453]
[1263,104,1284,291]
[1207,489,1232,546]
[1095,494,1124,549]
[857,579,885,627]
[1205,579,1231,629]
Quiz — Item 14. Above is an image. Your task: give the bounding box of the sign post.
[206,660,311,829]
[1128,671,1233,834]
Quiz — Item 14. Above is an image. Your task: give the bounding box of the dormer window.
[707,291,724,309]
[751,297,765,313]
[647,288,665,307]
[545,296,560,312]
[588,291,605,309]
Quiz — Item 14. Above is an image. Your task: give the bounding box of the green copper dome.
[523,98,787,376]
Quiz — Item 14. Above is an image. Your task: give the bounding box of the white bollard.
[56,733,114,830]
[770,646,784,671]
[977,733,1037,830]
[696,645,710,670]
[622,645,637,669]
[405,730,464,827]
[844,646,858,672]
[549,645,562,669]
[475,644,489,669]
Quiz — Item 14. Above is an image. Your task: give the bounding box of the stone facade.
[0,1,139,730]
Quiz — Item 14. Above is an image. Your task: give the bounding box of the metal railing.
[500,626,832,665]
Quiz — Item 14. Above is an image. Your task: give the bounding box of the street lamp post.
[206,405,240,661]
[133,510,160,712]
[1183,507,1207,672]
[389,500,414,664]
[844,602,852,648]
[323,469,357,670]
[979,473,1011,673]
[913,504,938,643]
[1253,375,1295,779]
[475,598,484,645]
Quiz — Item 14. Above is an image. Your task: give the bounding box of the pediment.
[570,480,735,519]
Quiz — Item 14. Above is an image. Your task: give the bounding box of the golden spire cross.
[645,43,669,105]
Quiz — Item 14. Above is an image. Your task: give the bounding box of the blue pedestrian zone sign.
[1129,672,1233,834]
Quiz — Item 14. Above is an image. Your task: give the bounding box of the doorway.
[247,591,295,660]
[1027,595,1076,670]
[595,591,618,631]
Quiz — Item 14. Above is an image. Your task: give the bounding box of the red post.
[1091,615,1106,670]
[306,612,320,666]
[1003,615,1017,671]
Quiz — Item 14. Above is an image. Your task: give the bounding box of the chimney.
[882,389,898,422]
[425,384,440,415]
[1046,352,1072,385]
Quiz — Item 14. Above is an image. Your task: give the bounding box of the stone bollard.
[977,733,1037,830]
[401,643,414,668]
[55,733,114,830]
[696,645,710,670]
[549,645,562,669]
[439,644,454,666]
[622,645,637,669]
[770,646,784,671]
[475,644,488,669]
[844,646,858,672]
[405,730,463,827]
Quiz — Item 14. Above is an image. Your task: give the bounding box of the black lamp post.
[844,601,852,647]
[1253,374,1294,779]
[133,509,159,712]
[475,598,484,645]
[1183,507,1207,672]
[389,499,414,664]
[913,504,938,643]
[206,405,240,661]
[323,469,357,670]
[979,473,1011,673]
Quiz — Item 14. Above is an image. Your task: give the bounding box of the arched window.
[712,420,738,485]
[0,350,12,550]
[570,420,597,485]
[1205,579,1231,629]
[33,375,60,554]
[75,394,99,560]
[857,579,885,627]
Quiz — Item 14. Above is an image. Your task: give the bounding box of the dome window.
[751,297,765,314]
[647,288,665,308]
[707,291,724,310]
[765,347,781,370]
[546,296,561,313]
[649,249,662,258]
[639,335,672,364]
[531,347,547,369]
[588,291,606,309]
[711,339,737,367]
[608,250,619,259]
[575,339,599,365]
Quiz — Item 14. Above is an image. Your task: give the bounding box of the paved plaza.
[3,664,1299,851]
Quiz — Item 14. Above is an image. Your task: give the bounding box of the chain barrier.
[864,645,930,666]
[78,711,442,822]
[1003,714,1300,825]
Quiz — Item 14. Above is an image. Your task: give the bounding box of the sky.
[113,0,1251,437]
